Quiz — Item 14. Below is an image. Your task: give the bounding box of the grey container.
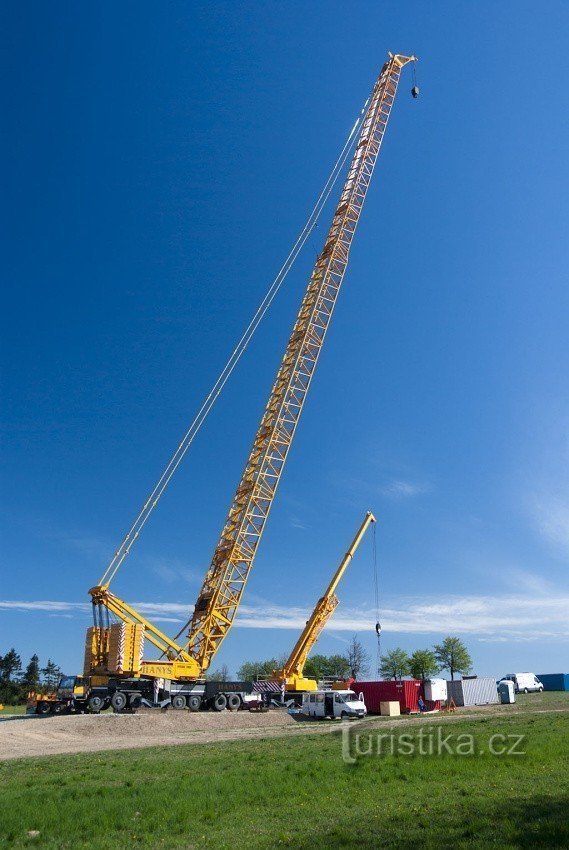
[447,677,499,706]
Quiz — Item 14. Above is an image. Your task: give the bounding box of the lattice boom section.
[186,56,411,671]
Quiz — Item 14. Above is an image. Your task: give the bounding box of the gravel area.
[0,708,308,760]
[2,699,566,761]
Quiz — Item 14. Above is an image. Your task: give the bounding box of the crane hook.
[411,58,419,98]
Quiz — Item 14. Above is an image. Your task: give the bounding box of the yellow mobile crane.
[31,54,416,715]
[271,511,376,694]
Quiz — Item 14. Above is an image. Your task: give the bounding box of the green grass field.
[0,698,567,849]
[0,705,27,715]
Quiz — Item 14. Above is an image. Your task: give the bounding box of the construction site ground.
[1,691,567,761]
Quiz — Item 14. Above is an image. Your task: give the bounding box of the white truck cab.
[498,673,543,694]
[301,689,366,719]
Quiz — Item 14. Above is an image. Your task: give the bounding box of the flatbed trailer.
[28,675,263,715]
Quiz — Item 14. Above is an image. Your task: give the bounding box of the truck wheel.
[213,693,227,712]
[88,695,104,714]
[129,695,142,710]
[227,693,241,711]
[37,702,51,716]
[111,692,128,712]
[172,694,186,710]
[188,695,201,712]
[523,688,528,694]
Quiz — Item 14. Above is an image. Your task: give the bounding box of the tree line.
[235,636,473,683]
[380,636,472,681]
[236,635,371,682]
[0,649,62,705]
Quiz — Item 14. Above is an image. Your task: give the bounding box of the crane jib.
[185,55,416,672]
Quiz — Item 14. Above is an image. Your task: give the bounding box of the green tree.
[303,654,351,681]
[434,636,472,680]
[303,654,329,681]
[345,634,370,680]
[380,648,410,680]
[326,654,351,679]
[41,659,61,692]
[0,648,23,705]
[236,659,277,681]
[0,648,22,682]
[206,663,230,682]
[409,649,439,681]
[21,654,41,693]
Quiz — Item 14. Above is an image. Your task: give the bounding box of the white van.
[301,689,366,719]
[498,673,543,693]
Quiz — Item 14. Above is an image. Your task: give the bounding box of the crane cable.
[372,521,381,676]
[99,97,370,588]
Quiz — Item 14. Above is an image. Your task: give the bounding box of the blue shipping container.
[537,673,569,691]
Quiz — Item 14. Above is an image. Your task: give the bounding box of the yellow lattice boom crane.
[271,511,376,693]
[43,53,417,715]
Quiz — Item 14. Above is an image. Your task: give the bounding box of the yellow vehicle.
[45,54,416,714]
[271,511,376,694]
[27,677,89,715]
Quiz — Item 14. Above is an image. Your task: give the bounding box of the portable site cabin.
[447,677,498,706]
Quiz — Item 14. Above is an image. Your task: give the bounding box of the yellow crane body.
[272,511,376,691]
[85,54,415,693]
[183,55,415,674]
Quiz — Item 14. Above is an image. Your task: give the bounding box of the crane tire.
[37,701,51,716]
[226,693,241,711]
[188,695,201,712]
[111,692,128,712]
[213,693,227,712]
[88,695,104,714]
[171,694,186,710]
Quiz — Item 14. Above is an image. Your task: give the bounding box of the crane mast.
[185,54,416,672]
[273,511,376,691]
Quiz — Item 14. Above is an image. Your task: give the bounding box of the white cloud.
[378,479,429,500]
[2,592,567,642]
[534,495,569,553]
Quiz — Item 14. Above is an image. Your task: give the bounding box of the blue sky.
[2,3,568,680]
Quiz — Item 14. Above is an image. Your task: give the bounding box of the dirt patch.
[0,708,337,760]
[2,701,566,761]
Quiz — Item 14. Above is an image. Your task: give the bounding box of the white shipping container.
[424,678,447,701]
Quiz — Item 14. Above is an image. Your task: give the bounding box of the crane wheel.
[227,693,241,711]
[213,693,227,712]
[188,695,201,712]
[171,694,186,710]
[111,692,128,713]
[37,702,52,716]
[88,696,104,714]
